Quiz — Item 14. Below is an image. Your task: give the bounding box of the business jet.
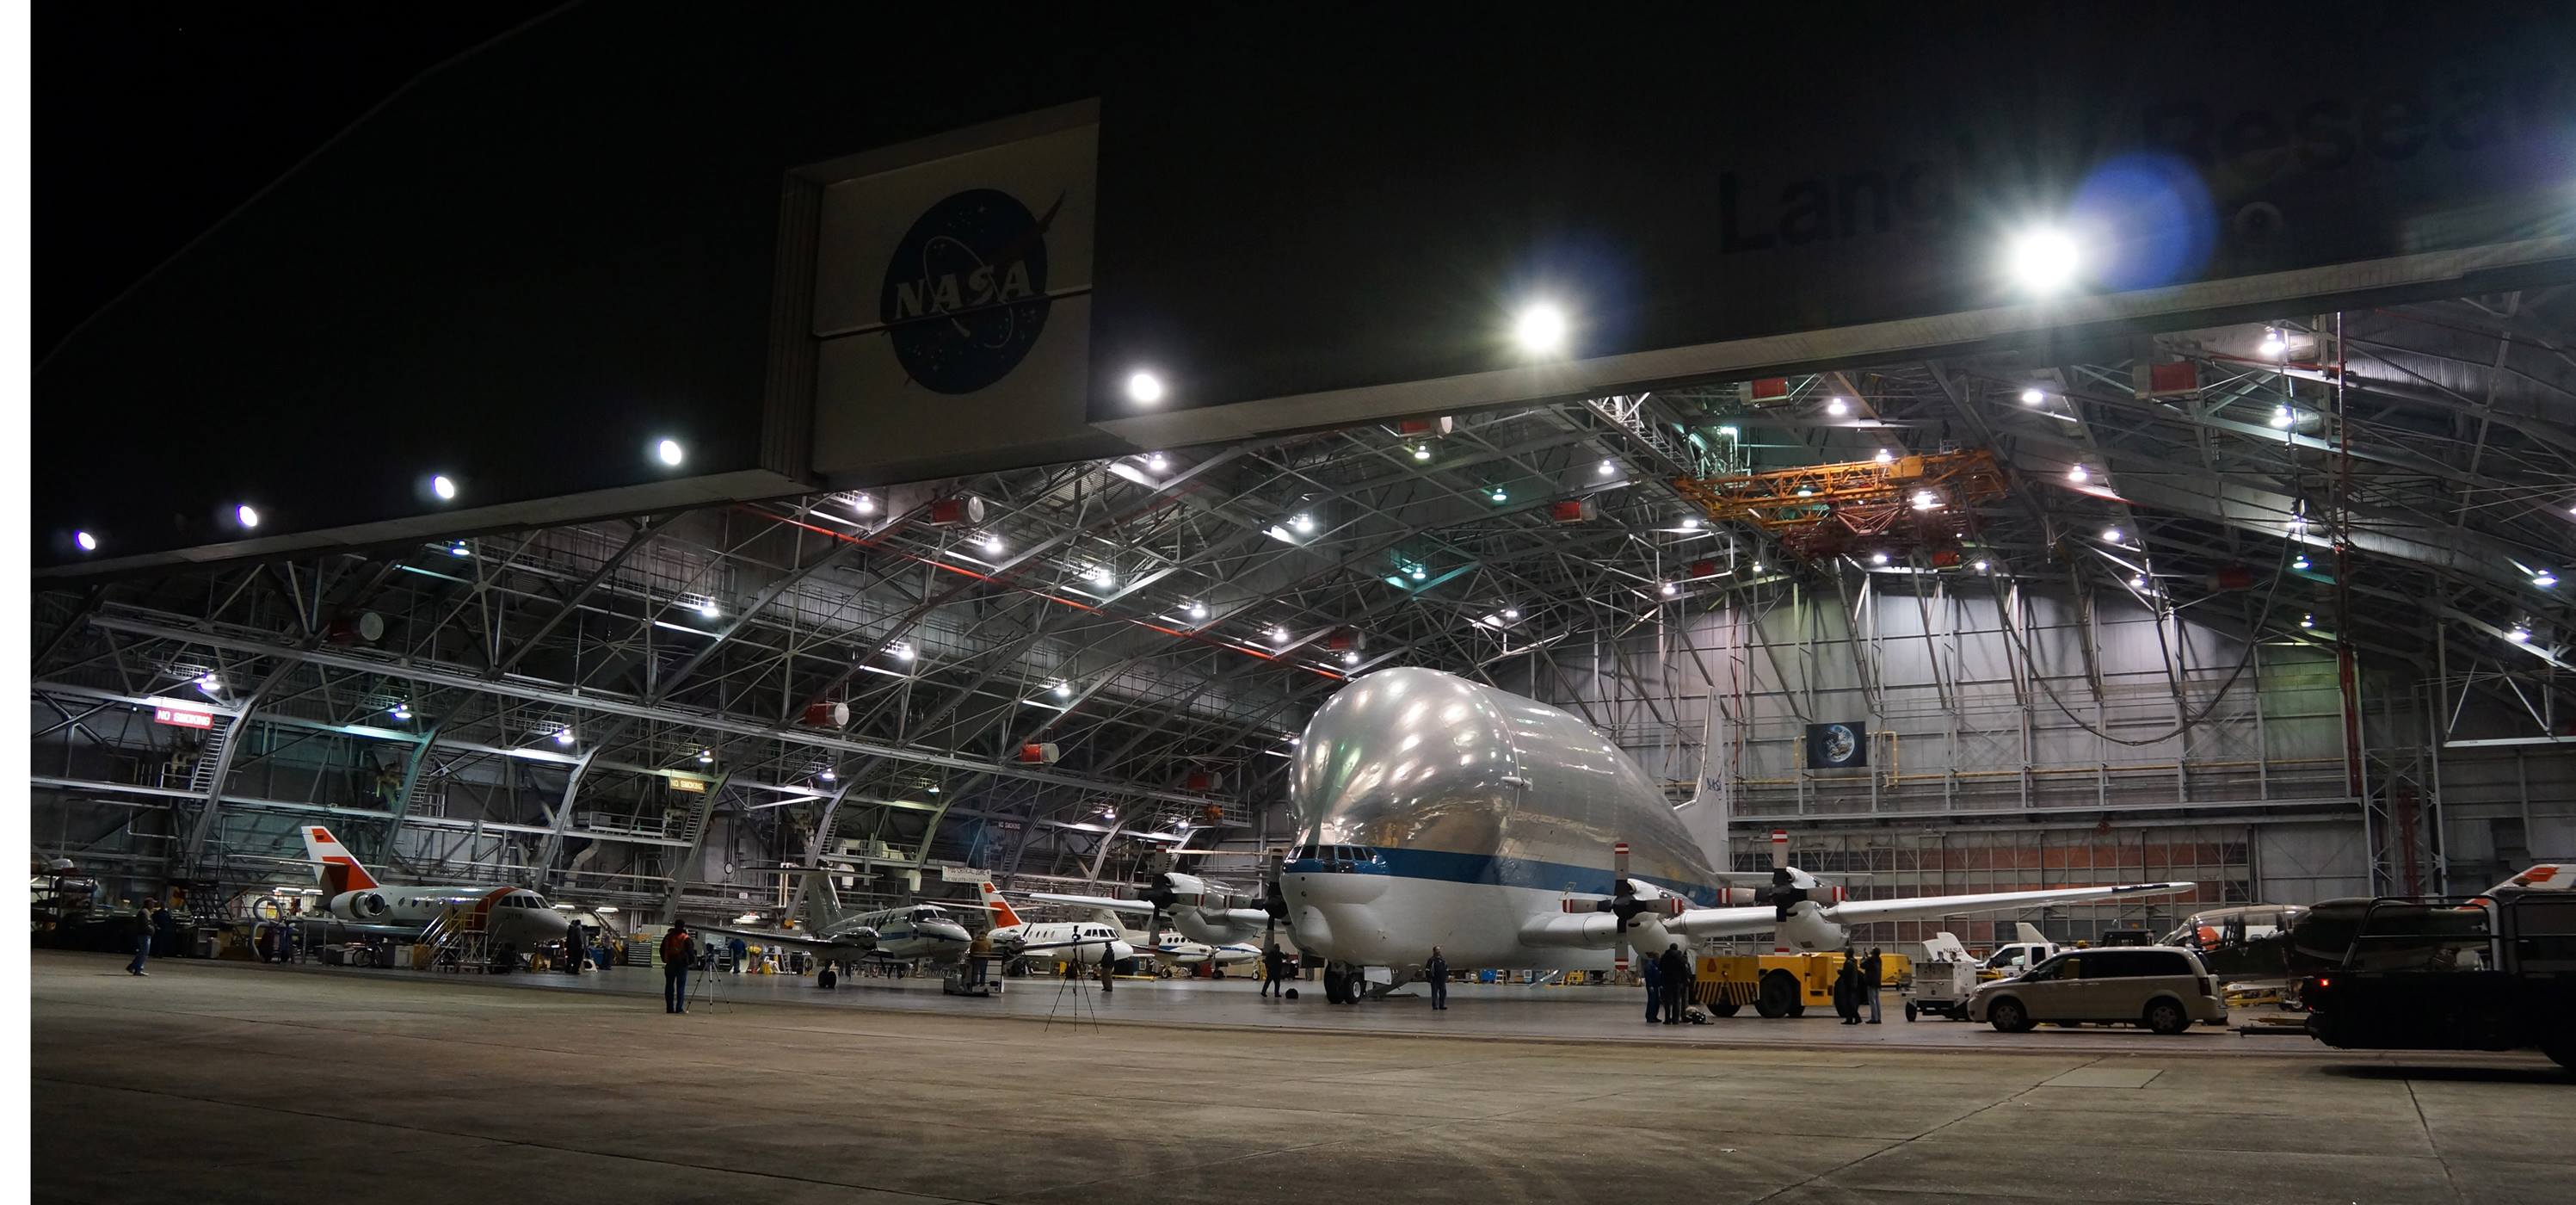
[1057,669,2191,993]
[697,881,972,971]
[981,882,1256,969]
[297,825,569,946]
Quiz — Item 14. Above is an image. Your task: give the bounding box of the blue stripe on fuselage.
[1288,850,1722,906]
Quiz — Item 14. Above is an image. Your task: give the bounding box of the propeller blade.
[1771,829,1789,870]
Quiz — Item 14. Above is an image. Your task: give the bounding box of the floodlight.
[2006,227,2080,294]
[656,438,684,467]
[235,504,261,528]
[1126,371,1165,405]
[1513,302,1568,355]
[74,530,96,552]
[431,474,457,501]
[2019,388,2044,405]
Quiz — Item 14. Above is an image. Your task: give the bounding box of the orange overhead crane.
[1673,449,2009,559]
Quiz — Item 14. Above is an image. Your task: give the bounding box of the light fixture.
[2298,613,2314,629]
[2005,226,2080,294]
[2067,465,2090,484]
[697,597,721,620]
[1489,486,1508,504]
[2019,388,2044,405]
[1796,486,1815,497]
[1597,459,1618,478]
[431,474,458,501]
[1680,516,1700,529]
[1513,301,1568,355]
[2130,574,2148,589]
[1974,559,1990,572]
[1874,448,1895,465]
[1751,561,1764,572]
[1408,565,1427,581]
[655,438,684,467]
[1502,608,1521,620]
[1053,681,1072,698]
[1187,602,1209,619]
[819,766,836,782]
[1716,424,1739,437]
[235,504,261,528]
[1291,512,1316,534]
[927,784,941,794]
[1826,396,1850,417]
[1086,565,1113,587]
[980,532,1003,553]
[891,642,915,662]
[447,541,471,558]
[196,673,223,697]
[697,749,714,764]
[1413,444,1432,461]
[1342,651,1360,666]
[1146,452,1168,472]
[2508,623,2531,644]
[1101,807,1115,820]
[2103,527,2123,542]
[2292,553,2310,571]
[1126,371,1166,405]
[1660,582,1679,596]
[74,530,96,553]
[2259,327,2287,357]
[2270,405,2294,429]
[1270,626,1290,645]
[854,494,877,516]
[2536,572,2559,589]
[1912,491,1938,511]
[390,704,410,720]
[1870,551,1889,565]
[555,726,576,745]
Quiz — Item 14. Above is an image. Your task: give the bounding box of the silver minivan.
[1968,946,2227,1035]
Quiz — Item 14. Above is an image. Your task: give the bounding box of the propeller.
[1563,841,1684,972]
[1766,828,1846,920]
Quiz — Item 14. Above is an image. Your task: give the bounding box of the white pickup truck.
[1975,923,2061,982]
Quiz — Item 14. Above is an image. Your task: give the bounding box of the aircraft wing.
[692,922,874,953]
[1818,881,2194,927]
[1027,893,1156,915]
[1664,905,1784,939]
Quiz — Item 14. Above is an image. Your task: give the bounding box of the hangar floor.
[32,951,2567,1205]
[311,957,2333,1054]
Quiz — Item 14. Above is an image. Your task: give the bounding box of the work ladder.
[421,905,491,973]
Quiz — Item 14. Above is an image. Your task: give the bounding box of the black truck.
[2299,872,2575,1072]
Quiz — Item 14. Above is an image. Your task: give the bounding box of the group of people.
[1833,946,1884,1024]
[1640,942,1696,1023]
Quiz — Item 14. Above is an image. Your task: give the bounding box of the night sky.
[35,3,556,359]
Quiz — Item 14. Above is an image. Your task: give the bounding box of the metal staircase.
[420,905,490,973]
[185,718,234,796]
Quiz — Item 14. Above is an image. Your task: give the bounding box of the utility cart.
[1903,932,1980,1021]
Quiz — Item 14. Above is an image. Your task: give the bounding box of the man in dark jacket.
[1657,944,1692,1024]
[1861,947,1884,1024]
[125,899,159,976]
[1425,948,1449,1010]
[1640,951,1663,1023]
[1833,950,1862,1023]
[1260,941,1286,998]
[662,922,697,1014]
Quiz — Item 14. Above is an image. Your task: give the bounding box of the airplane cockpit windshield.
[1291,844,1382,865]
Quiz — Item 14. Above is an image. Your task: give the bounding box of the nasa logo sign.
[878,188,1060,395]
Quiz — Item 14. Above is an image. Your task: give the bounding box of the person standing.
[1861,947,1884,1024]
[661,922,698,1014]
[1260,941,1285,998]
[1833,950,1862,1024]
[1098,944,1115,994]
[1657,943,1691,1024]
[1425,947,1449,1011]
[729,936,749,974]
[125,899,159,976]
[1640,950,1664,1023]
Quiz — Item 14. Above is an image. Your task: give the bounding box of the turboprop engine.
[1147,870,1274,947]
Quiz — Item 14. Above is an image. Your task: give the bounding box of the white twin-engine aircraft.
[982,882,1257,970]
[298,825,570,947]
[1051,669,2192,990]
[695,881,975,967]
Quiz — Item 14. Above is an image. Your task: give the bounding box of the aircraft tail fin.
[301,825,379,894]
[804,874,847,934]
[1677,698,1732,868]
[2014,922,2049,945]
[2489,864,2571,893]
[977,881,1025,928]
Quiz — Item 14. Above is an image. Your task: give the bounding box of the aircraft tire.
[1755,970,1800,1018]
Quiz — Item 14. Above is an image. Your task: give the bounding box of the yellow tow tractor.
[1692,950,1913,1017]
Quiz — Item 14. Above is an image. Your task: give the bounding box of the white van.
[1967,946,2227,1035]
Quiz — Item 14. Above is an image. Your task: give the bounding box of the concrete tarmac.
[30,949,2572,1205]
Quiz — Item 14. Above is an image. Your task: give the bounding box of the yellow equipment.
[1692,950,1913,1017]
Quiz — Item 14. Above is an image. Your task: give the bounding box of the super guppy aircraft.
[1052,669,2191,986]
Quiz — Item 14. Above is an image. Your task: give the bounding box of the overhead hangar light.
[1502,607,1521,620]
[655,438,685,467]
[2103,527,2123,542]
[1342,651,1360,666]
[854,494,877,516]
[1974,559,1990,572]
[1146,452,1168,472]
[1681,516,1700,529]
[1826,396,1850,417]
[1291,512,1316,534]
[1912,491,1938,511]
[555,726,576,745]
[697,597,721,620]
[1513,301,1568,355]
[2509,624,2532,644]
[891,642,915,662]
[1870,551,1889,565]
[1125,370,1166,405]
[447,541,471,558]
[2259,327,2288,357]
[1052,681,1072,698]
[235,504,261,528]
[2067,464,2090,484]
[1412,444,1432,461]
[431,474,458,501]
[74,530,96,553]
[2005,226,2080,294]
[1597,459,1618,478]
[2019,388,2045,405]
[980,532,1003,553]
[697,748,715,764]
[1660,582,1679,596]
[1874,448,1895,465]
[2536,571,2559,589]
[1187,601,1208,619]
[1489,486,1508,504]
